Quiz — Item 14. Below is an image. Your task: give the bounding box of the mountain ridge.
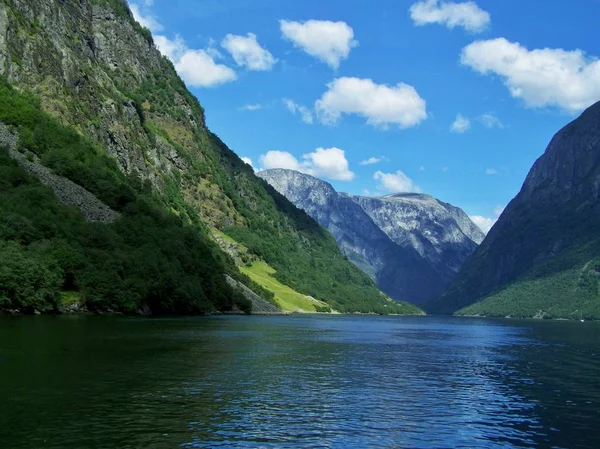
[259,168,484,304]
[429,100,600,318]
[0,0,416,315]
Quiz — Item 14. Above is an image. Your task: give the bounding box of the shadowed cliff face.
[259,169,484,304]
[430,101,600,314]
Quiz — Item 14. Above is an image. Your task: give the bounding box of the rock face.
[430,101,600,314]
[0,0,406,315]
[0,123,120,223]
[259,169,483,304]
[351,194,484,278]
[224,275,284,315]
[0,0,196,194]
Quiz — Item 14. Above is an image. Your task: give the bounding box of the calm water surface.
[0,315,599,448]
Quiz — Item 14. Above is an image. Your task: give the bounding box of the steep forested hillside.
[430,102,600,319]
[0,0,414,314]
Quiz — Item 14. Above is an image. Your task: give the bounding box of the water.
[0,315,599,448]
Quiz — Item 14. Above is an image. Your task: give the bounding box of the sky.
[130,0,600,233]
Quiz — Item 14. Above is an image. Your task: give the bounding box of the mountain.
[0,0,419,315]
[259,169,484,304]
[429,101,600,319]
[350,194,484,278]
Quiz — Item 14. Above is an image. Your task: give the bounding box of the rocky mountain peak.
[259,168,484,304]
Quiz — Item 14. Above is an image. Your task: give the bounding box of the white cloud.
[259,147,355,181]
[485,168,498,175]
[360,157,382,166]
[410,0,490,33]
[240,104,262,111]
[470,215,496,234]
[221,33,277,71]
[175,50,237,87]
[280,19,358,69]
[315,77,427,129]
[373,170,420,193]
[260,151,300,171]
[155,35,237,88]
[470,204,505,234]
[283,99,314,124]
[130,3,163,32]
[154,35,185,60]
[450,114,471,133]
[478,112,504,129]
[461,38,600,112]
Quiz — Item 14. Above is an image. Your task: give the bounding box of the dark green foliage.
[0,240,62,312]
[314,304,332,313]
[0,0,424,316]
[122,72,413,314]
[0,85,253,315]
[457,244,600,320]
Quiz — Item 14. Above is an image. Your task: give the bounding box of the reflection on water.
[0,315,599,448]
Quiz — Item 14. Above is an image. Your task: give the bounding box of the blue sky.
[130,0,600,232]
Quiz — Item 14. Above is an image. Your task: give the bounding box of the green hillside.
[457,242,600,320]
[0,0,420,315]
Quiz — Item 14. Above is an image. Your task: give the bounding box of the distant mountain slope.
[351,194,484,278]
[430,101,600,318]
[0,0,413,315]
[259,169,483,304]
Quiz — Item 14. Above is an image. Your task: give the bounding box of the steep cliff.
[430,101,600,318]
[259,169,483,304]
[0,0,409,314]
[351,194,484,278]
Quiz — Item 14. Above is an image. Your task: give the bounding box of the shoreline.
[1,309,593,321]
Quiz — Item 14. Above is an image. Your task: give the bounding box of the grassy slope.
[457,244,600,320]
[241,262,332,313]
[215,229,423,315]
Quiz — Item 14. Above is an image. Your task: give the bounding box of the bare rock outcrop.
[1,123,120,223]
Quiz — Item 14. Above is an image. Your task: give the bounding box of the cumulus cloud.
[410,0,490,33]
[130,2,163,32]
[373,170,421,193]
[461,38,600,112]
[470,215,496,234]
[485,168,498,175]
[155,35,237,88]
[283,99,314,124]
[221,33,277,71]
[450,114,471,133]
[478,112,504,129]
[315,77,427,129]
[280,19,358,69]
[360,157,383,166]
[470,204,505,234]
[259,147,355,181]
